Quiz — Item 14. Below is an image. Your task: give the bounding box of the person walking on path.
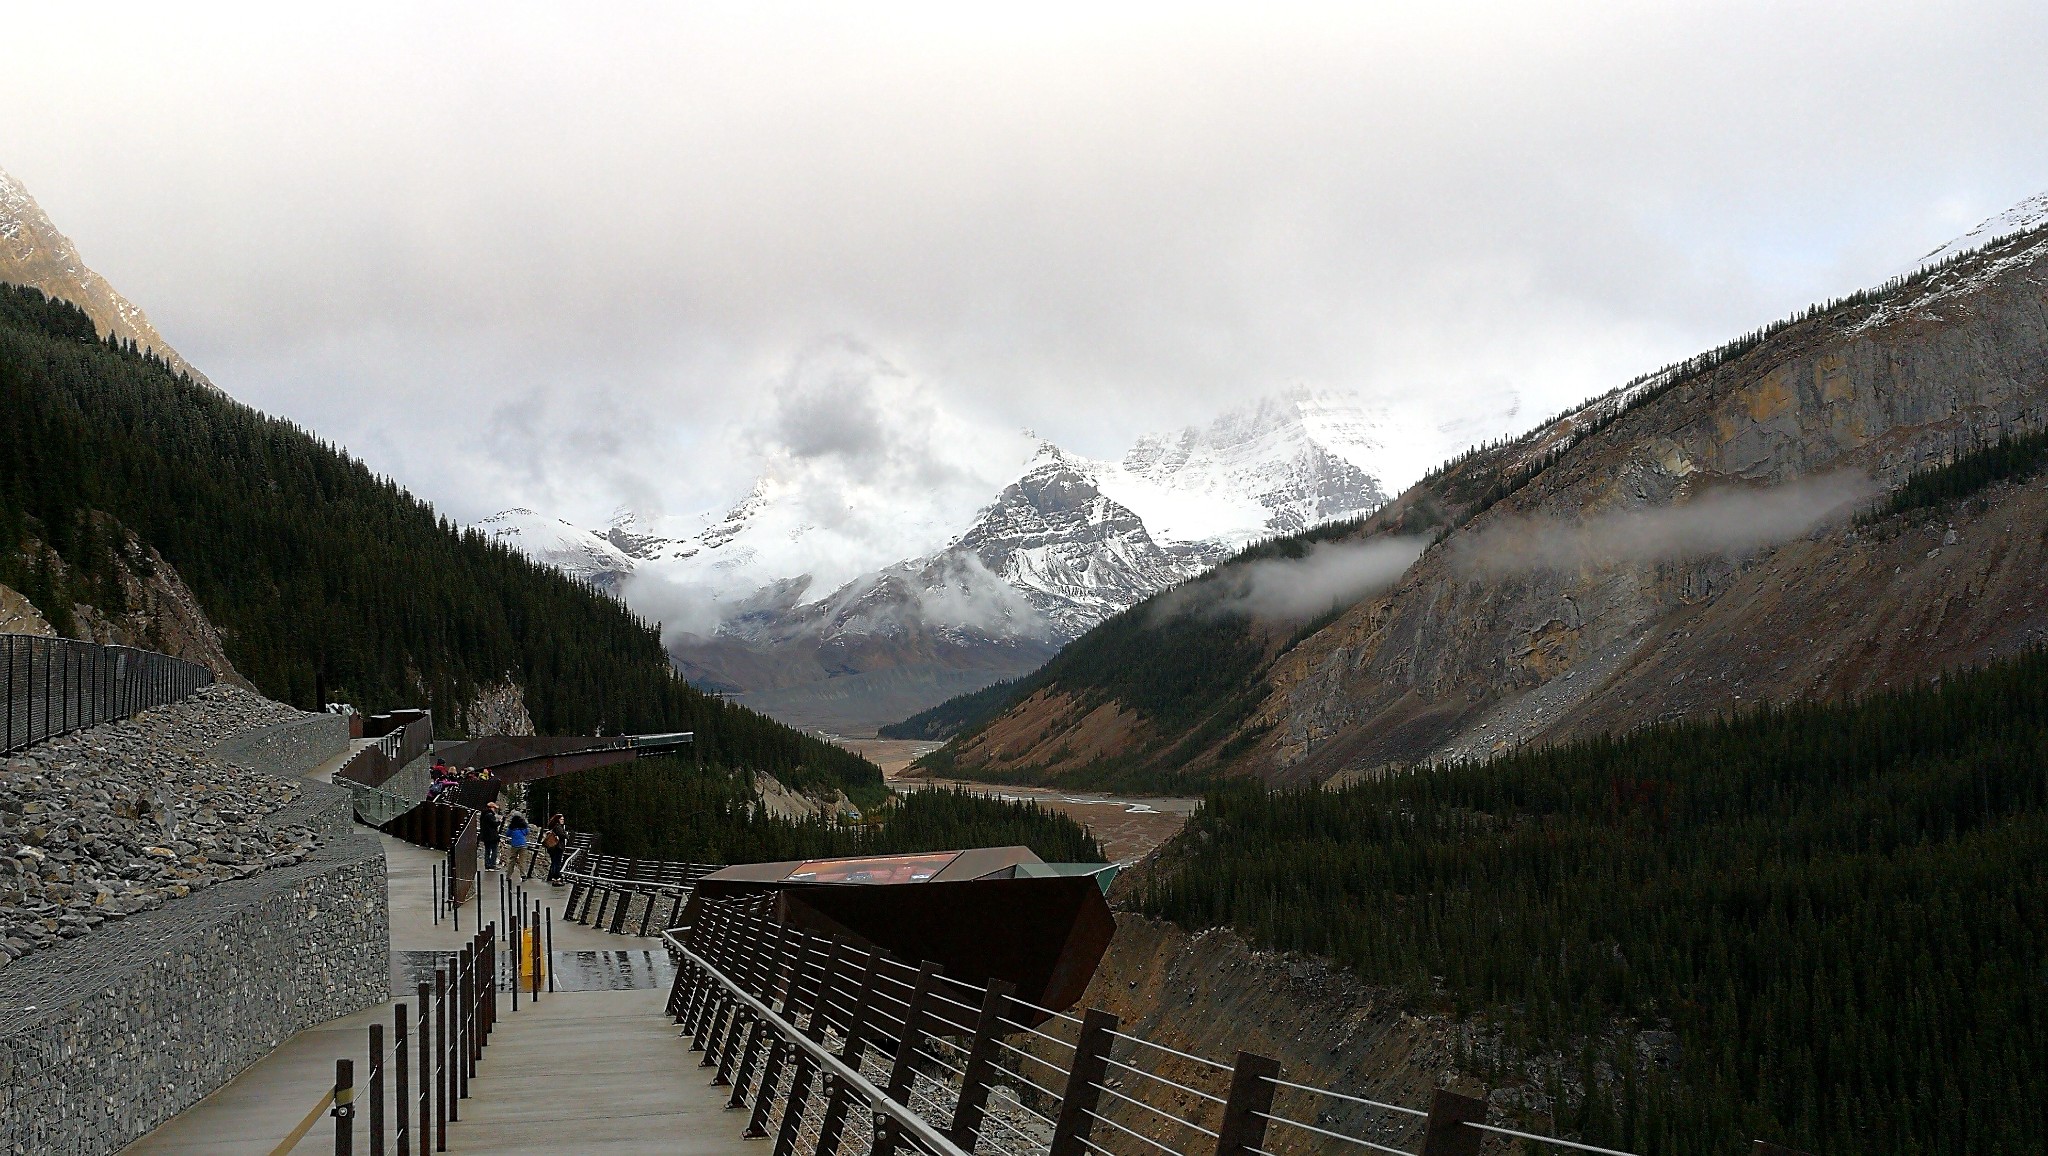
[479,802,504,871]
[544,813,569,884]
[506,810,531,873]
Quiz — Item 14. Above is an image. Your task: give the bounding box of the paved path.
[126,778,745,1154]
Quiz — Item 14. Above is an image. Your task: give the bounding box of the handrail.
[667,890,1661,1156]
[664,926,974,1156]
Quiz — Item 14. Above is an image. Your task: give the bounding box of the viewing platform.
[126,833,749,1155]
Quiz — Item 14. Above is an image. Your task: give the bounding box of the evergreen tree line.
[0,284,877,798]
[1137,649,2048,1155]
[529,758,1102,864]
[1864,424,2048,522]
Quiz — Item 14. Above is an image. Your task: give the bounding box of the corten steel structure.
[687,848,1117,1017]
[429,731,694,783]
[1,632,214,755]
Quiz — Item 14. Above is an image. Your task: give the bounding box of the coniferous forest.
[0,284,875,798]
[1138,647,2048,1155]
[530,762,1103,865]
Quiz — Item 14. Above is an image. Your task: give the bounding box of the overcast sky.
[2,2,2044,529]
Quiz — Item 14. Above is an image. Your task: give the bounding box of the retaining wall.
[0,713,389,1154]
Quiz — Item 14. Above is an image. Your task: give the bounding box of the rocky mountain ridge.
[0,167,212,389]
[484,390,1399,733]
[926,194,2048,787]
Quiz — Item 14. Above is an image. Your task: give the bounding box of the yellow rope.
[268,1088,337,1156]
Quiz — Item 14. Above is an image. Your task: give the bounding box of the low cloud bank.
[1166,537,1429,622]
[1455,471,1876,573]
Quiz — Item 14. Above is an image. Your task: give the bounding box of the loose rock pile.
[0,684,321,971]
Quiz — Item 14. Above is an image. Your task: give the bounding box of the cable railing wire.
[1260,1076,1428,1118]
[1255,1112,1417,1156]
[1090,1082,1220,1138]
[1107,1031,1235,1073]
[1102,1057,1228,1105]
[1080,1107,1190,1156]
[1463,1122,1643,1156]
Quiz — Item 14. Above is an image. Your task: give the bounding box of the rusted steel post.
[1048,1009,1121,1156]
[685,908,731,1044]
[395,1004,410,1156]
[1417,1088,1486,1156]
[948,979,1018,1148]
[872,960,942,1156]
[772,936,844,1156]
[333,1057,355,1156]
[814,948,884,1156]
[416,983,430,1150]
[369,1023,385,1156]
[546,906,555,993]
[434,968,448,1149]
[712,907,772,1085]
[727,923,794,1107]
[531,901,543,1001]
[746,933,817,1136]
[1213,1052,1281,1156]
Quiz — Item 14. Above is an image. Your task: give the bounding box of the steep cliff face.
[1264,226,2048,782]
[459,680,537,737]
[0,583,53,635]
[1073,915,1577,1153]
[5,522,248,685]
[0,167,213,389]
[936,220,2048,786]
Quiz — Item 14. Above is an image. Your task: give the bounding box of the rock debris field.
[0,684,319,972]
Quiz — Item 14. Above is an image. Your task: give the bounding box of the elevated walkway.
[125,834,749,1154]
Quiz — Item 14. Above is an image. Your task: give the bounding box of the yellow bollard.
[516,927,547,983]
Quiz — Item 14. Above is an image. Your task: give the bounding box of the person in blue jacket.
[506,811,531,873]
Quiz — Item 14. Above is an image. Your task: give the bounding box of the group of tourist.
[426,759,572,882]
[478,800,571,884]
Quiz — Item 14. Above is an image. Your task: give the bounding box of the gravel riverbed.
[0,684,322,971]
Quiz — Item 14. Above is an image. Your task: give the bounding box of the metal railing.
[662,894,1695,1156]
[561,851,718,936]
[333,711,434,794]
[1,632,215,755]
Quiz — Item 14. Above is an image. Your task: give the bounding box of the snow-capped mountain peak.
[476,386,1403,731]
[1907,189,2048,274]
[475,508,636,587]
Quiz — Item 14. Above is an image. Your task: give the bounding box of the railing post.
[434,968,448,1149]
[772,936,844,1156]
[686,908,732,1047]
[332,1057,355,1156]
[727,922,795,1107]
[872,960,942,1156]
[813,947,884,1156]
[1417,1088,1486,1156]
[1048,1009,1120,1156]
[948,978,1018,1148]
[395,1003,410,1156]
[711,908,772,1085]
[416,983,431,1152]
[744,933,816,1133]
[1213,1052,1281,1156]
[369,1023,385,1156]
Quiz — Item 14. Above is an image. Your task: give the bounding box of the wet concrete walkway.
[125,768,744,1154]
